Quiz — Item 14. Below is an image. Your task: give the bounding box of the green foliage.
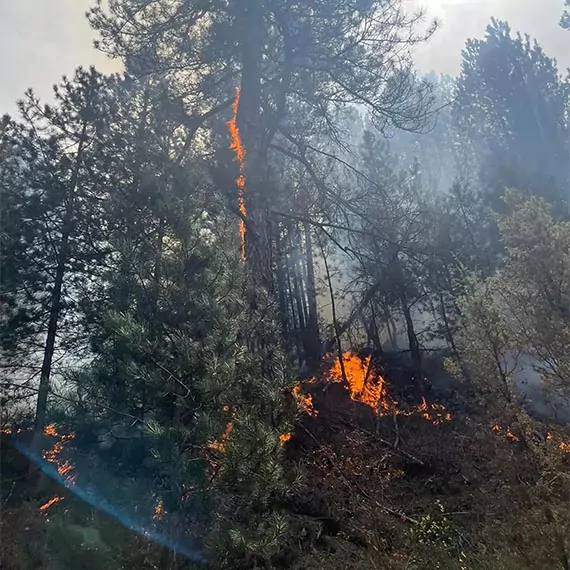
[455,19,570,204]
[454,190,570,407]
[412,501,467,564]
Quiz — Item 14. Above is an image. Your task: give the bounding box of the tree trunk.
[321,247,348,385]
[275,230,291,342]
[368,302,383,354]
[303,222,320,365]
[34,122,88,432]
[285,252,302,363]
[236,0,273,294]
[291,254,307,334]
[438,290,458,356]
[400,290,423,389]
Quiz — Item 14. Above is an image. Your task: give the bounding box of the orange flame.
[322,353,391,414]
[1,427,26,436]
[42,424,76,485]
[547,433,570,454]
[39,496,64,511]
[207,421,234,453]
[310,352,452,425]
[293,384,318,417]
[491,424,520,442]
[153,498,165,521]
[227,86,247,261]
[279,432,292,446]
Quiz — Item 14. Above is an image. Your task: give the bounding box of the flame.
[505,427,520,442]
[207,421,234,453]
[491,424,520,442]
[42,424,76,485]
[326,353,390,413]
[227,86,247,261]
[548,433,570,454]
[1,427,26,436]
[153,498,165,521]
[293,384,318,417]
[279,432,292,446]
[44,423,59,437]
[310,352,452,425]
[39,496,64,511]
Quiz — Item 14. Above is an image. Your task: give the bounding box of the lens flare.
[10,436,205,564]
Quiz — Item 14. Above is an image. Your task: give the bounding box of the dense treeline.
[1,2,570,569]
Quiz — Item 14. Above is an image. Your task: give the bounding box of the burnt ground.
[1,351,569,570]
[280,352,570,570]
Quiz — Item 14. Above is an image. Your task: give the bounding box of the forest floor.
[1,352,570,570]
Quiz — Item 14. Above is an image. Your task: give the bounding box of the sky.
[0,0,569,115]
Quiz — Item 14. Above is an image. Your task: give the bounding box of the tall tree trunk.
[285,252,302,363]
[236,0,273,294]
[400,288,423,390]
[275,229,290,342]
[438,290,458,356]
[34,122,88,432]
[368,301,383,354]
[392,254,423,387]
[303,222,320,365]
[321,247,348,385]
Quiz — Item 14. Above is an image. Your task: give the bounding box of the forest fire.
[0,427,25,436]
[227,86,247,260]
[309,352,452,425]
[152,498,165,521]
[39,496,64,512]
[42,423,77,485]
[207,421,234,453]
[279,432,292,446]
[292,383,318,417]
[546,433,570,454]
[492,424,520,442]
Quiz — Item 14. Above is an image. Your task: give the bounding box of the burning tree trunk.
[234,0,273,294]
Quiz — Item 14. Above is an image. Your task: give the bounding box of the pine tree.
[88,0,436,295]
[0,68,115,429]
[455,19,570,206]
[57,76,300,567]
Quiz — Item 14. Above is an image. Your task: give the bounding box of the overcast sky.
[0,0,569,116]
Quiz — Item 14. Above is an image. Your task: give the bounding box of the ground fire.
[152,498,165,521]
[306,351,452,425]
[492,424,520,442]
[292,383,318,417]
[42,423,77,485]
[39,496,64,512]
[546,432,570,454]
[227,86,247,260]
[206,421,234,453]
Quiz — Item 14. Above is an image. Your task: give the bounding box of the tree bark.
[303,222,320,366]
[236,0,273,294]
[400,288,423,390]
[321,247,348,385]
[35,121,88,432]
